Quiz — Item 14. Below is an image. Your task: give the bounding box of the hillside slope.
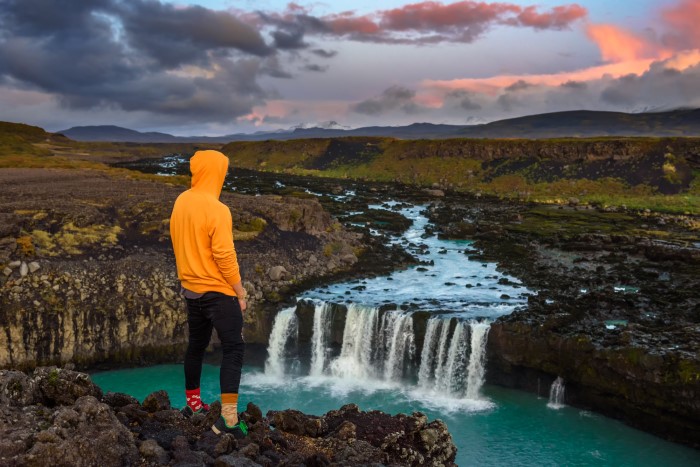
[460,109,700,138]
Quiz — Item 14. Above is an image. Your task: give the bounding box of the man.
[170,149,248,438]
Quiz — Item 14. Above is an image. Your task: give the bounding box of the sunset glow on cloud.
[0,0,698,133]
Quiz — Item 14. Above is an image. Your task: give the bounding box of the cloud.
[560,80,587,90]
[303,64,328,73]
[0,0,277,124]
[351,86,424,115]
[514,5,587,29]
[260,56,294,79]
[114,0,273,66]
[261,1,587,45]
[600,52,700,107]
[311,48,337,58]
[661,0,700,51]
[444,90,482,110]
[504,80,533,92]
[585,24,662,63]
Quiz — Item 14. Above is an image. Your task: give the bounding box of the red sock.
[185,388,207,412]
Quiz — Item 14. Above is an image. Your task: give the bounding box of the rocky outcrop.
[0,367,457,466]
[0,169,363,370]
[424,197,700,447]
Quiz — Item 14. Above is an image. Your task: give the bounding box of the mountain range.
[59,108,700,143]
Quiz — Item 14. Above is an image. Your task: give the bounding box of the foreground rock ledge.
[0,367,457,466]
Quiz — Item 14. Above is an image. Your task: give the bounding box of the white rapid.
[264,307,297,377]
[547,376,566,409]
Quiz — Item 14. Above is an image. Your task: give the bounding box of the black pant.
[184,292,245,394]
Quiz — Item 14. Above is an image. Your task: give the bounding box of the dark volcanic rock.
[423,198,700,448]
[0,368,457,466]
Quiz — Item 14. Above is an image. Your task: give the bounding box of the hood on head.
[190,150,230,198]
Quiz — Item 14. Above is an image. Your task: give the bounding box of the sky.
[0,0,698,135]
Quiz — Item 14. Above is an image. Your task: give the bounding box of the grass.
[223,136,700,215]
[31,223,122,255]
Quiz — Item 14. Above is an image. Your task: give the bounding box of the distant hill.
[58,125,183,143]
[458,109,700,138]
[59,122,465,143]
[59,108,700,143]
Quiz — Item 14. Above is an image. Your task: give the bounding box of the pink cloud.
[325,15,381,35]
[422,59,658,96]
[379,1,518,31]
[662,0,700,50]
[515,4,587,29]
[585,24,659,62]
[263,1,588,44]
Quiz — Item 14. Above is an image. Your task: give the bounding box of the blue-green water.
[92,364,700,467]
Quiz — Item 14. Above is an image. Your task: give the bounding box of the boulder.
[267,266,288,281]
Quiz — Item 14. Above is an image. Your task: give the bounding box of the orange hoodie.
[170,150,241,296]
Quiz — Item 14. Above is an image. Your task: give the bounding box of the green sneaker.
[211,417,248,439]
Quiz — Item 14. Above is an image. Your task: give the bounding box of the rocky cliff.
[425,198,700,447]
[0,366,457,466]
[0,168,364,370]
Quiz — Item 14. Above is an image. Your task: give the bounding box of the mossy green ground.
[223,137,700,215]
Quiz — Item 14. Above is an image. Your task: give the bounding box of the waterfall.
[547,377,566,409]
[417,318,442,388]
[264,301,492,400]
[465,322,490,400]
[330,303,379,379]
[309,302,333,376]
[382,311,415,381]
[264,307,298,377]
[417,318,491,399]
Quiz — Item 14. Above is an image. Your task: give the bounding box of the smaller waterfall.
[465,322,490,400]
[330,304,379,379]
[264,307,298,377]
[417,318,442,387]
[417,318,490,399]
[547,377,566,409]
[382,311,415,381]
[310,302,333,376]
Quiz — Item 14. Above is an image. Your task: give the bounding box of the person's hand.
[238,297,247,312]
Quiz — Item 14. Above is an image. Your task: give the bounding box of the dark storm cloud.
[303,64,328,73]
[497,93,521,111]
[311,48,338,58]
[114,0,273,67]
[260,56,294,79]
[352,86,424,115]
[445,90,482,111]
[600,62,700,107]
[561,80,587,90]
[0,0,279,123]
[505,80,533,92]
[271,25,307,50]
